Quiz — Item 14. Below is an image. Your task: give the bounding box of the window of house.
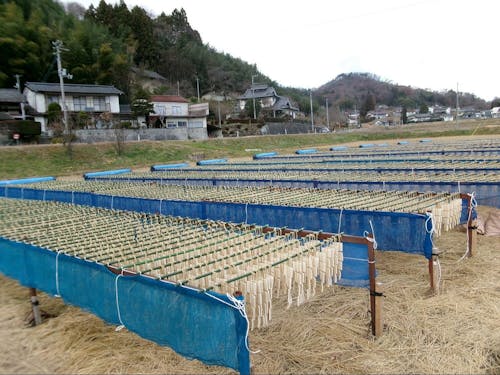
[73,97,86,111]
[178,121,187,127]
[94,96,109,112]
[189,120,203,128]
[167,121,177,128]
[172,105,181,115]
[155,105,166,115]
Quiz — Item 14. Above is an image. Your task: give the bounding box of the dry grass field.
[0,205,498,375]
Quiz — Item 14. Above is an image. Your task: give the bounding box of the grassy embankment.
[0,120,499,179]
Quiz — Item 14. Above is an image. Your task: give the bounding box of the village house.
[148,95,208,130]
[237,84,299,119]
[0,89,28,119]
[23,82,122,132]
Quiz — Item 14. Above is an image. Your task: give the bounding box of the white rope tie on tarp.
[54,250,63,298]
[203,290,260,354]
[363,220,378,250]
[114,271,125,331]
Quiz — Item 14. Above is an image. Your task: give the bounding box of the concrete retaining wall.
[74,128,207,143]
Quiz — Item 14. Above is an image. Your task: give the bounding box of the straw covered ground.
[0,206,499,374]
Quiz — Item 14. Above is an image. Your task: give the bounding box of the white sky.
[71,0,499,101]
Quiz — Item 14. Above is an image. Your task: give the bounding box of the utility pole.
[53,40,72,135]
[251,74,258,120]
[14,74,26,120]
[177,81,180,96]
[310,90,314,131]
[325,97,329,129]
[217,99,221,126]
[456,82,459,128]
[196,76,200,102]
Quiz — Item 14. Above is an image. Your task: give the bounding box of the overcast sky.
[70,0,499,101]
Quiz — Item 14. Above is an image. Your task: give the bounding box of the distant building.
[237,84,299,118]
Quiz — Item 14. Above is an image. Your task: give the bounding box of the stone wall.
[74,127,207,143]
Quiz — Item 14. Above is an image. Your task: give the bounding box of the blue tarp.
[253,152,278,159]
[295,149,317,154]
[0,187,434,259]
[197,159,228,166]
[0,176,55,185]
[85,176,500,209]
[0,237,250,374]
[150,163,189,171]
[84,169,131,178]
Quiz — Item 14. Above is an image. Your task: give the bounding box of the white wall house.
[24,82,122,132]
[149,95,208,130]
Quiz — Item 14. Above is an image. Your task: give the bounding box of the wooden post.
[29,288,42,326]
[467,218,477,258]
[428,255,439,295]
[374,282,383,336]
[367,235,383,337]
[460,192,476,258]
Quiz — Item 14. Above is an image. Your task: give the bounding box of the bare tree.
[101,112,126,155]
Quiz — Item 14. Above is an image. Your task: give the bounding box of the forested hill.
[0,0,492,111]
[0,0,277,102]
[316,73,488,111]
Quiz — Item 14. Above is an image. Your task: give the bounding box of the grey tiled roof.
[0,89,25,103]
[25,82,123,95]
[238,85,277,100]
[273,95,299,111]
[130,67,167,81]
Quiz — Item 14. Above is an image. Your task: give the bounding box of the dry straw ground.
[0,206,499,375]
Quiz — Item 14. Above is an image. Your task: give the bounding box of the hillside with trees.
[316,73,488,114]
[0,0,494,116]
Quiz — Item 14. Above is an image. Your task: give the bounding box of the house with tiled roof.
[24,82,123,132]
[0,89,27,119]
[238,84,299,118]
[148,95,209,138]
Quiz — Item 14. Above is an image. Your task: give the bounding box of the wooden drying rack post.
[342,233,382,337]
[428,193,477,294]
[270,228,382,337]
[108,226,383,338]
[460,193,477,258]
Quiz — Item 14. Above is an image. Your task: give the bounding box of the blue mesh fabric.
[0,237,250,374]
[1,189,433,258]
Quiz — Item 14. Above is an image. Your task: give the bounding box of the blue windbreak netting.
[87,177,500,209]
[0,187,433,259]
[0,237,250,374]
[338,242,370,288]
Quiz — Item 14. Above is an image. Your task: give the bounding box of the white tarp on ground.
[483,209,500,236]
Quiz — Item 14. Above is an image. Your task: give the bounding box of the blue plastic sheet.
[84,169,131,178]
[84,175,498,209]
[0,187,433,259]
[0,176,55,185]
[0,237,250,374]
[150,163,189,171]
[253,152,278,159]
[197,159,227,166]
